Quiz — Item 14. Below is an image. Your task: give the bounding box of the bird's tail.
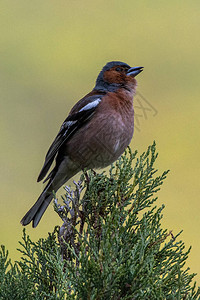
[20,182,54,228]
[21,157,81,227]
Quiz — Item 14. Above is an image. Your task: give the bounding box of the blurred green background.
[1,1,200,284]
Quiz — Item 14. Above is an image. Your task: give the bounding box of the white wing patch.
[62,120,77,129]
[65,121,77,127]
[62,120,77,136]
[79,98,101,112]
[61,98,101,137]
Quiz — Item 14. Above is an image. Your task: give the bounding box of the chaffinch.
[21,61,143,227]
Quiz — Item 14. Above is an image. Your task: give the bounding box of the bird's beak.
[127,66,144,77]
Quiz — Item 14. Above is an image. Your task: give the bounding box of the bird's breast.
[66,91,134,169]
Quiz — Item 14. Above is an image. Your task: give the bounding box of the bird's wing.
[37,95,102,182]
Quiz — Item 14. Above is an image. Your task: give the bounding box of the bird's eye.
[115,67,123,72]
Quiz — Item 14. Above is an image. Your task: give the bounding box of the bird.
[21,61,143,227]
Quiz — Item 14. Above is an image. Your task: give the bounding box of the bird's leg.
[91,169,97,176]
[83,170,90,185]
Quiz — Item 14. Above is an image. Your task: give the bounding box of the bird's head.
[95,61,143,93]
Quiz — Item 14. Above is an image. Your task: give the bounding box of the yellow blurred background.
[1,1,200,284]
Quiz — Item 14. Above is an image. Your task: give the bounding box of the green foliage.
[0,143,199,299]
